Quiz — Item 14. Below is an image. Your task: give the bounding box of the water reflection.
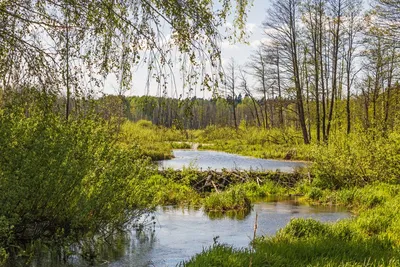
[14,201,350,267]
[206,209,251,220]
[159,150,306,172]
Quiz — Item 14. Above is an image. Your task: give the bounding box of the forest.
[1,0,400,266]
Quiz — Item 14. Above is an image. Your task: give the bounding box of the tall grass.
[203,187,252,212]
[184,185,400,266]
[119,120,187,160]
[195,125,314,161]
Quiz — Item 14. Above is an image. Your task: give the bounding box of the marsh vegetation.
[2,0,400,266]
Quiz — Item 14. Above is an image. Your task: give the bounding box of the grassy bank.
[181,127,400,266]
[183,183,400,267]
[119,120,186,160]
[120,121,315,161]
[146,168,300,212]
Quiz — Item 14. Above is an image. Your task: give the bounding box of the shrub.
[0,105,155,255]
[311,130,400,189]
[203,187,252,212]
[278,218,330,239]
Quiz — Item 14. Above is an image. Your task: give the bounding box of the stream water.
[23,151,345,267]
[110,201,349,267]
[27,200,350,267]
[158,150,306,172]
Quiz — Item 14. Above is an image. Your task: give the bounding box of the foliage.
[119,120,186,160]
[0,100,155,258]
[185,187,400,266]
[303,183,400,210]
[142,174,201,206]
[1,1,251,99]
[229,181,287,199]
[311,130,400,189]
[203,187,252,212]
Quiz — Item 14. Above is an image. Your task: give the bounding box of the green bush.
[307,187,324,201]
[278,218,330,238]
[203,187,252,212]
[143,174,200,206]
[311,130,400,189]
[0,104,155,255]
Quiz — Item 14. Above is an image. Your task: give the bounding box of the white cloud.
[221,40,239,50]
[250,37,272,47]
[246,23,257,34]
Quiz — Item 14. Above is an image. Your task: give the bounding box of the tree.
[238,67,262,127]
[224,58,239,130]
[247,46,270,129]
[302,0,328,142]
[263,0,310,144]
[326,0,348,140]
[374,0,400,40]
[342,0,363,134]
[0,0,251,113]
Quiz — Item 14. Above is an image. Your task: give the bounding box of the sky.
[103,0,271,98]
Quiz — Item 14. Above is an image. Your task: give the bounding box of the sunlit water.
[25,200,350,267]
[22,153,341,267]
[158,150,306,172]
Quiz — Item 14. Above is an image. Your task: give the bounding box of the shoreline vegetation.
[124,120,400,266]
[2,118,400,266]
[3,0,400,265]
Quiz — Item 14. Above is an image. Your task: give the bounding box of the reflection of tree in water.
[206,209,251,221]
[11,215,159,267]
[79,215,158,266]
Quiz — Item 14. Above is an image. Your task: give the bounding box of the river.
[27,200,349,267]
[158,150,306,172]
[25,151,347,267]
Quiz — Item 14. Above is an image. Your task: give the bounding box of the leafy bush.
[278,218,330,238]
[0,104,155,255]
[307,187,324,201]
[142,174,200,206]
[311,130,400,189]
[203,187,252,212]
[119,121,175,160]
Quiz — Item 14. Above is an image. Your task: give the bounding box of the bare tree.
[263,0,309,144]
[247,46,270,129]
[224,58,239,130]
[326,0,349,140]
[342,0,363,134]
[238,67,262,127]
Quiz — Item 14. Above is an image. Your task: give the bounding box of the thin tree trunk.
[327,0,342,139]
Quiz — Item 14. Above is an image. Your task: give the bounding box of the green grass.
[184,184,400,266]
[203,187,252,212]
[194,125,314,161]
[142,174,202,206]
[119,120,187,160]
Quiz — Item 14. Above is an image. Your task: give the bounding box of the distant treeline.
[99,94,298,130]
[99,89,400,134]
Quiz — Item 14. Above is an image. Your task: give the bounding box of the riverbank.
[4,119,400,266]
[119,121,315,162]
[184,183,400,266]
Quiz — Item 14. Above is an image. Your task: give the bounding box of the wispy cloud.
[250,37,271,47]
[221,40,239,49]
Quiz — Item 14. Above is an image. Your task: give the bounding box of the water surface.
[159,150,306,172]
[110,200,349,267]
[25,200,349,267]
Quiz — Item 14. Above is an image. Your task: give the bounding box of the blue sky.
[103,0,270,98]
